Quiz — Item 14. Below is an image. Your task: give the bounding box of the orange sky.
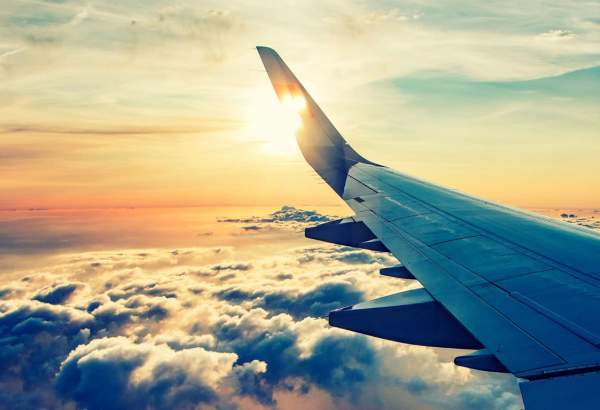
[1,1,599,209]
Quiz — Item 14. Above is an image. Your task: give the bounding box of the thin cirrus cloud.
[1,1,600,208]
[0,124,219,136]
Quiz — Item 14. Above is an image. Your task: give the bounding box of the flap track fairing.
[329,288,483,349]
[305,217,390,252]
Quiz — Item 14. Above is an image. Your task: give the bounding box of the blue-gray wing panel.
[351,164,600,278]
[347,163,600,377]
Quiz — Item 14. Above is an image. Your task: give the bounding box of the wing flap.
[498,270,600,343]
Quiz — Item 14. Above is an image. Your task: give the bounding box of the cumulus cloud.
[32,282,82,304]
[297,245,395,266]
[554,210,600,231]
[216,282,364,320]
[0,234,521,410]
[55,336,267,410]
[218,205,336,232]
[0,300,94,407]
[107,280,178,301]
[208,306,380,405]
[268,206,335,224]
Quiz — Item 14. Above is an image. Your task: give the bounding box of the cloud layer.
[0,221,522,410]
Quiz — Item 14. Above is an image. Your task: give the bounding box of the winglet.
[256,46,377,195]
[256,46,303,102]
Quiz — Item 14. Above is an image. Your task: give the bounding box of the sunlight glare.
[244,88,307,156]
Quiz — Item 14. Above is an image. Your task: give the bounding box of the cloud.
[297,245,394,266]
[107,280,178,301]
[0,241,522,409]
[559,212,600,231]
[2,1,600,212]
[268,206,335,224]
[0,300,93,337]
[218,205,336,232]
[0,300,94,405]
[209,307,379,404]
[538,29,576,40]
[69,8,89,26]
[258,282,364,320]
[55,336,259,410]
[242,225,263,231]
[211,262,253,272]
[0,124,212,136]
[215,282,363,320]
[0,47,25,62]
[32,282,81,304]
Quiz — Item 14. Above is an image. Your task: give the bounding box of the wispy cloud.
[0,47,26,61]
[537,29,576,40]
[68,7,89,26]
[0,123,221,135]
[1,1,600,208]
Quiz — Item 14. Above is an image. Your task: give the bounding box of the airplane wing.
[257,46,600,410]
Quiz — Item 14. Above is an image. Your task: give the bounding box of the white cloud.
[537,29,576,40]
[0,240,521,409]
[69,8,89,26]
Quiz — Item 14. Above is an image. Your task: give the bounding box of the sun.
[244,87,306,156]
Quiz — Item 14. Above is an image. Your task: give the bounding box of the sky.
[1,0,600,209]
[1,1,600,410]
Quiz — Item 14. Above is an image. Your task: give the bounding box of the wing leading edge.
[257,46,600,409]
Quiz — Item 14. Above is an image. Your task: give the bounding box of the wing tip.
[256,45,278,58]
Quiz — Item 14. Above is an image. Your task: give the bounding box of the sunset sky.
[2,0,600,209]
[1,1,600,410]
